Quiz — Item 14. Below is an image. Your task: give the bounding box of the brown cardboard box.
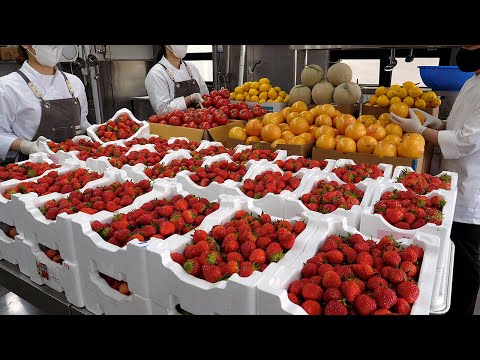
[0,46,19,61]
[312,143,434,174]
[226,138,315,158]
[150,120,245,144]
[361,102,440,118]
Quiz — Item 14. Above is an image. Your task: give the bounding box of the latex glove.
[390,109,426,134]
[190,93,204,105]
[413,108,444,129]
[19,136,47,155]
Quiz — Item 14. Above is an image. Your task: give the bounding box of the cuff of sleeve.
[438,129,460,159]
[0,136,18,162]
[171,97,187,111]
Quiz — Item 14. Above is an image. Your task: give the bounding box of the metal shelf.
[289,45,456,50]
[0,260,93,315]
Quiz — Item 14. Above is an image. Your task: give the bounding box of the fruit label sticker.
[62,262,70,271]
[377,230,414,241]
[137,241,149,248]
[36,261,61,285]
[48,154,60,164]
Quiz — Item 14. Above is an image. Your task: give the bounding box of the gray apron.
[159,61,201,100]
[15,68,82,162]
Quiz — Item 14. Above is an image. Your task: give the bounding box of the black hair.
[155,45,167,63]
[16,45,28,65]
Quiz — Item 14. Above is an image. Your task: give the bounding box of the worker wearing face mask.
[145,45,209,116]
[390,45,480,315]
[0,45,89,164]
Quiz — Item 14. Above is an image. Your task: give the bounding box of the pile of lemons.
[230,78,289,104]
[366,81,442,110]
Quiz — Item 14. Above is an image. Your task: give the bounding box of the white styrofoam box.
[145,195,321,314]
[167,136,190,144]
[19,235,86,307]
[233,144,289,163]
[11,169,132,263]
[332,159,393,183]
[276,155,336,175]
[86,108,150,146]
[0,227,20,265]
[431,240,454,314]
[360,182,455,299]
[194,140,224,152]
[390,166,458,193]
[282,170,378,228]
[0,158,85,226]
[256,221,440,315]
[38,135,92,164]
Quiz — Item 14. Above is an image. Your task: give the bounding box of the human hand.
[19,136,47,155]
[390,109,426,134]
[413,108,443,129]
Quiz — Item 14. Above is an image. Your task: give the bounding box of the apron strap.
[183,61,195,80]
[57,69,76,98]
[16,70,44,101]
[159,63,177,83]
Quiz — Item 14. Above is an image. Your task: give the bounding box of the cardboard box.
[150,120,244,144]
[226,138,315,158]
[231,100,287,113]
[312,142,434,173]
[0,46,19,61]
[334,104,360,117]
[361,102,440,118]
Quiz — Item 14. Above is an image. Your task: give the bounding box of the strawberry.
[341,246,357,264]
[395,222,411,229]
[354,241,370,253]
[383,250,401,267]
[226,252,244,263]
[288,280,304,296]
[159,222,175,236]
[354,294,377,315]
[352,264,374,280]
[396,281,419,304]
[293,221,306,234]
[301,263,318,278]
[278,232,295,250]
[367,276,389,291]
[249,248,266,265]
[222,238,240,254]
[356,251,374,266]
[225,261,240,276]
[238,262,257,277]
[341,280,361,304]
[372,309,393,315]
[288,293,300,305]
[240,241,256,259]
[171,252,186,265]
[139,225,157,239]
[323,288,342,303]
[394,298,411,315]
[45,207,59,220]
[317,263,335,277]
[301,283,323,301]
[381,266,394,279]
[183,245,198,259]
[324,300,348,315]
[195,240,210,255]
[91,220,104,232]
[336,265,355,280]
[376,234,396,250]
[136,214,153,226]
[157,205,174,218]
[192,229,208,244]
[411,219,427,229]
[348,234,365,246]
[325,250,344,264]
[204,251,222,265]
[212,225,227,242]
[112,216,129,230]
[120,195,133,206]
[401,246,419,262]
[265,242,284,262]
[321,237,339,252]
[174,199,189,211]
[256,236,272,250]
[387,268,407,284]
[183,259,200,276]
[114,229,131,244]
[400,261,417,278]
[322,271,341,289]
[373,287,398,309]
[202,264,223,283]
[302,300,322,315]
[182,209,196,224]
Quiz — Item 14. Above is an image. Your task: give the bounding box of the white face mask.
[166,45,188,59]
[27,45,64,67]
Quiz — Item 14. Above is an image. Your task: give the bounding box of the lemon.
[279,91,287,98]
[403,81,416,90]
[250,81,260,90]
[415,99,427,110]
[268,89,278,99]
[274,98,282,103]
[242,82,251,92]
[259,78,270,85]
[230,93,236,100]
[274,86,281,92]
[390,84,401,92]
[284,95,289,102]
[376,95,390,107]
[430,98,442,108]
[396,88,408,99]
[258,98,266,104]
[235,93,245,101]
[250,95,259,102]
[408,87,423,98]
[267,99,274,102]
[386,89,396,99]
[421,91,437,103]
[375,86,388,96]
[245,95,251,101]
[248,88,259,96]
[403,96,415,107]
[234,86,243,95]
[259,83,271,92]
[369,95,378,105]
[390,96,402,104]
[259,91,268,100]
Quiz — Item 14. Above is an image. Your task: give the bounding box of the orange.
[309,125,319,137]
[413,110,426,124]
[299,132,315,143]
[315,114,333,127]
[357,115,376,125]
[288,136,307,145]
[345,122,367,141]
[398,138,424,158]
[311,105,324,117]
[286,111,300,124]
[377,113,391,127]
[291,101,308,113]
[245,119,263,136]
[300,111,315,125]
[429,98,442,108]
[290,117,309,135]
[384,123,403,137]
[390,102,409,118]
[280,107,292,121]
[245,136,261,145]
[281,131,295,142]
[335,135,345,142]
[383,134,402,147]
[336,137,356,153]
[262,112,283,126]
[357,136,378,154]
[373,140,397,158]
[279,123,290,132]
[321,104,336,118]
[336,114,357,135]
[261,124,282,143]
[402,133,425,147]
[316,135,337,150]
[315,125,336,139]
[228,126,247,141]
[414,99,427,110]
[333,109,343,117]
[366,124,387,141]
[271,139,287,148]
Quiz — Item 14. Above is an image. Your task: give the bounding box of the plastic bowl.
[418,66,474,91]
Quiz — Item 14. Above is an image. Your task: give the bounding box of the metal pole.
[293,49,298,85]
[238,45,246,87]
[89,65,104,124]
[305,49,308,66]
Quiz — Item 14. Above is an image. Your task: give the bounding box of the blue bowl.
[418,66,474,91]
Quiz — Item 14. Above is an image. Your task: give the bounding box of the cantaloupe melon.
[312,80,335,105]
[327,62,353,86]
[333,82,362,106]
[301,64,324,88]
[288,85,312,106]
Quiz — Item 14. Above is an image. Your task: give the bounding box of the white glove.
[390,109,426,134]
[19,136,47,155]
[190,93,204,105]
[413,108,444,129]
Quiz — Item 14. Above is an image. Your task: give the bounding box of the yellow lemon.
[415,99,427,110]
[250,95,259,102]
[235,93,245,101]
[258,99,266,104]
[259,83,271,92]
[234,86,243,95]
[250,81,260,90]
[408,86,423,98]
[375,86,388,97]
[248,88,259,96]
[245,95,251,101]
[274,86,281,92]
[259,78,270,85]
[403,96,415,107]
[403,81,416,90]
[259,91,268,100]
[279,91,287,98]
[284,95,289,102]
[390,84,401,92]
[376,95,390,107]
[386,89,396,99]
[430,98,442,108]
[230,93,236,100]
[389,96,402,105]
[267,99,274,102]
[396,88,408,99]
[242,82,251,92]
[268,89,278,99]
[421,91,437,103]
[369,95,378,106]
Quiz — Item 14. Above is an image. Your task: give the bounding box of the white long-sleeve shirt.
[145,56,209,116]
[0,61,89,161]
[438,74,480,224]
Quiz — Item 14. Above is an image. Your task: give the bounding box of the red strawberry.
[388,268,407,284]
[120,195,133,206]
[183,245,198,259]
[323,288,342,303]
[354,294,377,315]
[159,221,175,236]
[112,216,128,230]
[301,263,318,278]
[373,287,398,309]
[373,309,393,315]
[139,224,157,239]
[383,250,401,267]
[394,298,411,315]
[356,251,374,266]
[113,229,131,244]
[381,266,394,279]
[195,240,210,255]
[265,242,284,263]
[336,265,355,280]
[396,281,419,304]
[410,245,424,260]
[308,275,323,285]
[293,221,306,234]
[288,280,304,296]
[321,237,339,252]
[259,213,272,224]
[317,263,334,277]
[395,222,411,229]
[226,252,244,263]
[376,235,396,250]
[367,276,389,291]
[171,252,186,265]
[256,236,272,250]
[136,214,153,226]
[341,280,361,304]
[157,205,174,218]
[351,278,366,294]
[183,259,200,276]
[288,293,300,305]
[352,263,374,280]
[348,234,365,246]
[401,246,419,263]
[324,300,348,315]
[325,250,344,264]
[174,199,189,211]
[222,238,240,254]
[354,241,370,253]
[322,271,341,289]
[192,229,208,244]
[249,248,267,265]
[182,209,196,224]
[302,300,322,315]
[91,220,104,232]
[238,262,256,277]
[212,225,227,242]
[400,261,417,278]
[45,207,59,220]
[386,208,403,224]
[341,246,357,264]
[411,219,427,229]
[240,241,257,260]
[373,257,384,271]
[301,283,323,301]
[278,232,295,250]
[201,264,223,283]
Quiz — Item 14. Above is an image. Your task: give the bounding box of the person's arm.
[189,63,209,95]
[76,79,90,132]
[0,88,22,161]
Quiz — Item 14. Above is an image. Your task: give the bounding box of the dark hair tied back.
[16,45,28,65]
[155,45,166,63]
